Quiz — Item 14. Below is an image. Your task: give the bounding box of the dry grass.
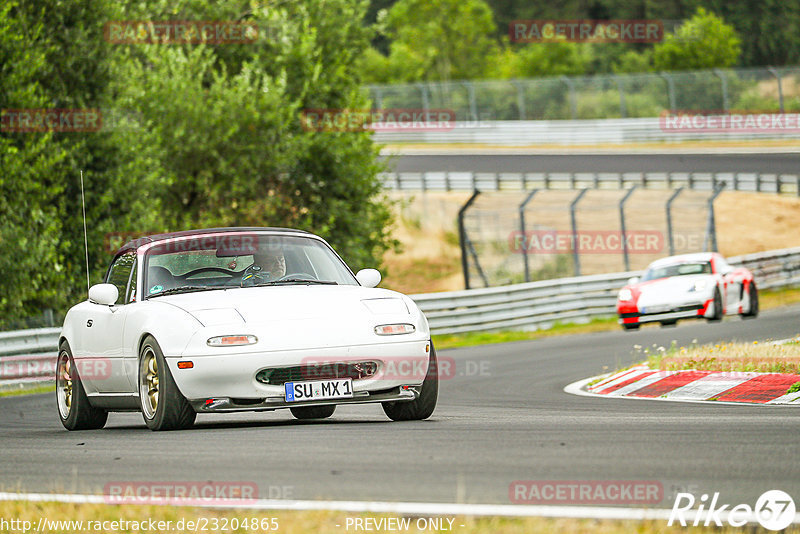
[0,501,777,533]
[641,339,800,374]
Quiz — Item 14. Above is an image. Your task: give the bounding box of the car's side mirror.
[356,269,381,288]
[627,276,640,285]
[89,283,119,306]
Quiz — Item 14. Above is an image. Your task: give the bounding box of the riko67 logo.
[669,490,796,530]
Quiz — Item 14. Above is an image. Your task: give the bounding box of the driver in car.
[242,249,286,286]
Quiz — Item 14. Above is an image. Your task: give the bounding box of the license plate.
[284,379,353,402]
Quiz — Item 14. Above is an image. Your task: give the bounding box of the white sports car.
[616,252,758,330]
[57,228,437,431]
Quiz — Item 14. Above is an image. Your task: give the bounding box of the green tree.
[382,0,499,82]
[653,7,741,71]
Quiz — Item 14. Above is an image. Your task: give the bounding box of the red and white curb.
[565,365,800,405]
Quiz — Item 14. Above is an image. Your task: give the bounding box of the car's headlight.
[690,280,707,292]
[207,335,258,347]
[618,288,633,301]
[374,323,415,335]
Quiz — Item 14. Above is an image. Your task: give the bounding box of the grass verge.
[0,384,54,398]
[641,339,800,374]
[432,286,800,351]
[0,501,771,534]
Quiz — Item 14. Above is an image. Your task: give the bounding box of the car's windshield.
[143,233,357,297]
[641,261,712,281]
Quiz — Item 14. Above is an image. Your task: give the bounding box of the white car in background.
[616,252,758,330]
[56,228,437,431]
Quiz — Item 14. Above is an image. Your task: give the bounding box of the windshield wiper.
[147,285,227,298]
[255,279,338,286]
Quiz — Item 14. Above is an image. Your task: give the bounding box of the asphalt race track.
[1,306,799,509]
[383,152,800,175]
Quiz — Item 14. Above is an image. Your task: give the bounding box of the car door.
[77,252,136,394]
[716,256,740,313]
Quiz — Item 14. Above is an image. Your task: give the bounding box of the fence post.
[462,81,478,122]
[560,76,577,120]
[570,189,589,276]
[658,72,677,112]
[614,74,627,118]
[458,190,481,289]
[619,186,637,271]
[767,67,785,113]
[417,83,430,115]
[519,189,539,282]
[713,69,729,112]
[704,182,726,252]
[513,80,526,120]
[666,187,683,255]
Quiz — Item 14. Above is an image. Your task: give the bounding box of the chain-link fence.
[366,67,800,121]
[459,187,720,289]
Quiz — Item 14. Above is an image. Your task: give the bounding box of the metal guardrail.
[3,246,800,383]
[372,117,800,145]
[414,246,800,334]
[381,171,800,195]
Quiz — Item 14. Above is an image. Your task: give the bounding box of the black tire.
[742,281,759,318]
[622,323,640,331]
[660,320,678,327]
[56,342,108,430]
[382,343,439,421]
[139,336,196,431]
[707,288,723,322]
[290,405,336,419]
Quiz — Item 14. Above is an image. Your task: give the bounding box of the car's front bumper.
[166,339,430,405]
[191,385,419,413]
[618,299,712,324]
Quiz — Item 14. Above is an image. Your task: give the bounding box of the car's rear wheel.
[742,281,759,318]
[56,342,108,430]
[707,288,723,322]
[290,405,336,419]
[622,323,640,331]
[382,343,439,421]
[139,336,196,431]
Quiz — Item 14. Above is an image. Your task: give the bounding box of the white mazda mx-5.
[57,228,437,431]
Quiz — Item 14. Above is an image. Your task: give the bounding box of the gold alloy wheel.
[56,352,73,420]
[141,347,159,418]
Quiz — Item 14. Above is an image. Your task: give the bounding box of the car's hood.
[636,274,712,301]
[153,285,413,326]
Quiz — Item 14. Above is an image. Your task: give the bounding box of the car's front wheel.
[382,343,439,421]
[56,342,108,430]
[139,336,196,431]
[706,288,723,322]
[622,323,640,331]
[290,405,336,419]
[742,281,759,318]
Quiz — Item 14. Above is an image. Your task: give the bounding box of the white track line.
[2,492,798,525]
[4,491,800,524]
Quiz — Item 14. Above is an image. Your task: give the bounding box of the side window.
[106,252,135,305]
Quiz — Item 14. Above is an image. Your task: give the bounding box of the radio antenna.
[80,170,90,293]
